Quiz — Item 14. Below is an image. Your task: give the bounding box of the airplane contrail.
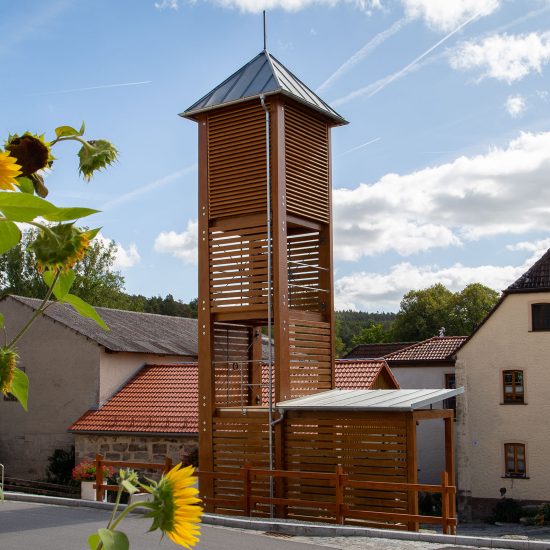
[317,18,408,93]
[30,81,153,96]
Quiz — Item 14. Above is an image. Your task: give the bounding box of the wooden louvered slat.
[285,103,329,223]
[208,102,269,219]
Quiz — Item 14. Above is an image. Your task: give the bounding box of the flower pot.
[80,480,96,500]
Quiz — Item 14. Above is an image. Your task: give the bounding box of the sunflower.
[145,463,202,549]
[0,151,22,191]
[30,224,92,272]
[5,133,54,177]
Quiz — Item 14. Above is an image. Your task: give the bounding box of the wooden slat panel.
[208,102,268,219]
[284,103,329,223]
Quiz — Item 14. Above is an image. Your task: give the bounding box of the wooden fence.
[198,465,457,535]
[93,454,172,501]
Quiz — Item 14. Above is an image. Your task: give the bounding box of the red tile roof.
[384,336,467,362]
[335,359,399,390]
[344,342,417,359]
[70,359,400,434]
[69,363,198,434]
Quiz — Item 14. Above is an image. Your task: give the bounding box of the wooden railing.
[198,465,457,535]
[93,454,172,501]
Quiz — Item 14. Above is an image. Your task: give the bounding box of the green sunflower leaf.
[0,313,4,330]
[78,140,118,181]
[0,193,56,222]
[43,269,76,300]
[10,367,29,411]
[97,528,129,550]
[86,227,101,240]
[79,121,86,135]
[16,177,35,194]
[60,294,109,331]
[0,220,22,254]
[88,533,101,550]
[55,125,80,138]
[42,207,99,222]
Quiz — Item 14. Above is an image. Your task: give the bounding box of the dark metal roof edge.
[268,52,348,125]
[504,287,550,294]
[180,89,281,119]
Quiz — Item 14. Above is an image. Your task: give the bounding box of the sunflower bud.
[78,139,118,181]
[30,224,91,272]
[0,348,18,395]
[5,133,53,177]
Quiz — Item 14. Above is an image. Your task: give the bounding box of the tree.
[391,283,499,341]
[0,229,130,309]
[351,321,392,346]
[452,283,499,334]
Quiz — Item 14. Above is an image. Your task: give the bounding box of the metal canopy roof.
[181,50,348,125]
[276,388,464,412]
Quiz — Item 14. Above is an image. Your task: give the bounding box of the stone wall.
[75,434,198,468]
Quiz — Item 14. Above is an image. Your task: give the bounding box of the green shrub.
[494,498,523,522]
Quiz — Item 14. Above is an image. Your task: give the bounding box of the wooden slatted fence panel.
[212,412,270,516]
[208,102,268,220]
[288,313,332,398]
[284,411,410,527]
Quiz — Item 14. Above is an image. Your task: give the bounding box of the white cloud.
[505,94,526,118]
[336,237,550,311]
[402,0,499,33]
[95,235,141,270]
[334,260,522,311]
[450,32,550,83]
[333,131,550,260]
[155,0,179,9]
[154,219,198,264]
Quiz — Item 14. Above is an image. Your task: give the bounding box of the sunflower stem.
[8,269,60,348]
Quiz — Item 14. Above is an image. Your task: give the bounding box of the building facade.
[456,250,550,519]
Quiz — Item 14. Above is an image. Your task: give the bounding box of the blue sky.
[2,0,550,311]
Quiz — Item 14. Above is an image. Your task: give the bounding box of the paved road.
[0,500,486,550]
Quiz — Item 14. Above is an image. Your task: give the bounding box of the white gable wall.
[456,291,550,518]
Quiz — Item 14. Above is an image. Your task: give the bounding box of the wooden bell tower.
[182,50,347,511]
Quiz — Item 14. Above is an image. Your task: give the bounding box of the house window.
[505,443,526,478]
[443,373,456,412]
[532,303,550,331]
[503,370,524,403]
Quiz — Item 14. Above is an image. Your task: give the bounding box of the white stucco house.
[0,295,198,479]
[385,336,466,484]
[456,249,550,519]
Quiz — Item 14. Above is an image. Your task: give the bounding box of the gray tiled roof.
[182,50,347,125]
[7,295,198,356]
[507,248,550,292]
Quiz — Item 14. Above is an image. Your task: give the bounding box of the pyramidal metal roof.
[181,50,347,125]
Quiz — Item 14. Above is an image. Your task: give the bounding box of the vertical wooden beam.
[444,414,456,533]
[319,124,335,386]
[406,413,419,531]
[271,97,289,405]
[271,98,289,514]
[197,113,215,511]
[95,454,103,502]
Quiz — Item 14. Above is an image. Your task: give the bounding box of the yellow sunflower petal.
[0,151,22,191]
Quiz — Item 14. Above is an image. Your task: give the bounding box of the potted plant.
[72,461,114,500]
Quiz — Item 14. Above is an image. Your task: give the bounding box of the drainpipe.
[260,94,274,518]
